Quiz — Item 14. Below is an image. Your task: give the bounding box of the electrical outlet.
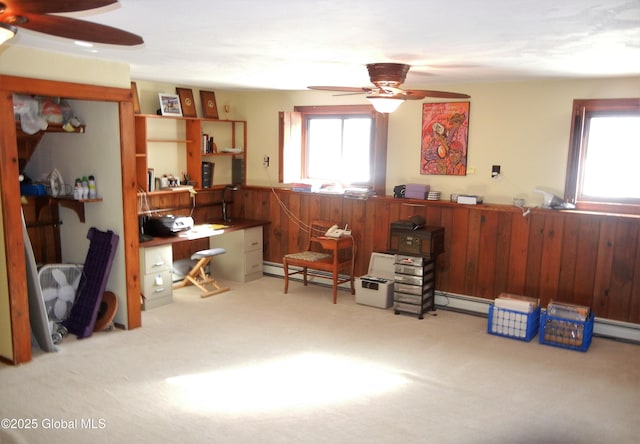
[263,155,270,167]
[491,165,501,178]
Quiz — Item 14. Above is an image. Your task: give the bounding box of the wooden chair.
[173,248,230,298]
[283,220,356,304]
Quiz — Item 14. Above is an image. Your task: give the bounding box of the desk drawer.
[141,245,172,274]
[244,226,263,252]
[245,249,264,275]
[142,270,173,300]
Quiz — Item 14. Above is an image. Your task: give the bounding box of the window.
[279,105,388,194]
[565,98,640,214]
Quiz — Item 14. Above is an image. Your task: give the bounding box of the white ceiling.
[6,0,640,90]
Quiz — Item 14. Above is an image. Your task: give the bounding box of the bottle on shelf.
[74,178,83,200]
[81,176,89,199]
[88,175,97,199]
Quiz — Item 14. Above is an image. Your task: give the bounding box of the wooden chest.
[388,226,445,257]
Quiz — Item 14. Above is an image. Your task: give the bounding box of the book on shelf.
[202,133,217,154]
[147,168,155,192]
[344,187,376,200]
[202,161,214,188]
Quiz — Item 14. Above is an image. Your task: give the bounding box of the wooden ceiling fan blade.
[6,0,118,15]
[333,92,367,96]
[16,13,143,45]
[308,86,371,93]
[404,89,470,100]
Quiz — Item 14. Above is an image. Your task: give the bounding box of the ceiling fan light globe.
[367,96,404,113]
[0,22,17,45]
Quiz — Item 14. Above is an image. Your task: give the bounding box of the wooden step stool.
[173,248,230,298]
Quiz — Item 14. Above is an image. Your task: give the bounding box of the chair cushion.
[191,248,227,260]
[284,251,331,262]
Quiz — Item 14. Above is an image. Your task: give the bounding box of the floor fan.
[38,264,83,343]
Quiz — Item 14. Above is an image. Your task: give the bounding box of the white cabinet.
[140,244,173,309]
[209,226,263,282]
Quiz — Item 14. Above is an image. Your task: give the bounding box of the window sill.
[573,201,640,217]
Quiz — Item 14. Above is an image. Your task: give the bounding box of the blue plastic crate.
[539,311,594,352]
[487,305,540,342]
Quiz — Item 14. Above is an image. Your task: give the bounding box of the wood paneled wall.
[235,187,640,324]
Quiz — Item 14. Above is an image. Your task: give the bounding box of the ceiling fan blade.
[308,86,372,93]
[15,13,143,45]
[4,0,118,15]
[403,89,470,100]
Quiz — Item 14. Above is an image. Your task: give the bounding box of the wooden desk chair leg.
[173,256,230,298]
[350,260,355,295]
[332,272,338,304]
[283,259,289,293]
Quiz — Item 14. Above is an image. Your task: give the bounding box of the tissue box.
[355,253,396,308]
[405,183,430,199]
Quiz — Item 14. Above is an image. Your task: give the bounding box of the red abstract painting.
[421,102,470,176]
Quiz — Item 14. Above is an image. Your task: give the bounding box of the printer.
[144,215,194,237]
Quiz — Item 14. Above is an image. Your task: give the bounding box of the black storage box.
[389,225,445,257]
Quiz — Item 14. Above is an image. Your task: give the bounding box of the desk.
[140,219,267,247]
[139,219,268,309]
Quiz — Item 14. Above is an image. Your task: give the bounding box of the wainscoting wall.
[235,187,640,326]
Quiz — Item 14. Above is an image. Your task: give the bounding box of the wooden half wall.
[234,187,640,324]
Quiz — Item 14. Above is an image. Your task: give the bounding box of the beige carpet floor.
[1,276,639,444]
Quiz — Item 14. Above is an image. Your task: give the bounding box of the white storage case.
[355,252,396,308]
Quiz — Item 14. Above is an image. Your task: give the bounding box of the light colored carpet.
[1,276,639,444]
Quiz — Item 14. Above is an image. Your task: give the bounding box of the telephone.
[325,224,351,238]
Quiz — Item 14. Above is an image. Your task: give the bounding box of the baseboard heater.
[263,261,640,344]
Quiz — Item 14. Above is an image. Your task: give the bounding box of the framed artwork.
[420,101,470,176]
[158,93,182,116]
[200,90,219,119]
[176,87,197,117]
[131,81,141,114]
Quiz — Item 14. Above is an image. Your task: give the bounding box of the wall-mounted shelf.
[16,122,86,170]
[36,196,102,223]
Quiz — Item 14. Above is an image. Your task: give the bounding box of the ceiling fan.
[308,63,470,113]
[0,0,143,46]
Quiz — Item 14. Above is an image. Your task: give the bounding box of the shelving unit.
[393,255,436,319]
[134,114,246,193]
[16,122,99,223]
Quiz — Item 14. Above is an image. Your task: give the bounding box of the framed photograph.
[420,101,470,176]
[176,87,197,117]
[200,90,219,119]
[131,81,141,114]
[158,93,182,117]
